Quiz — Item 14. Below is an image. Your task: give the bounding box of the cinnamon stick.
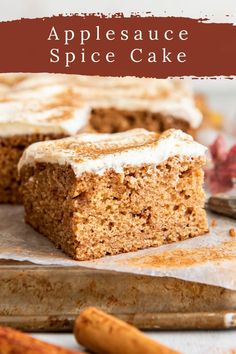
[74,307,180,354]
[0,326,82,354]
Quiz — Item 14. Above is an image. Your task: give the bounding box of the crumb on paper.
[211,219,217,227]
[229,228,236,237]
[127,243,236,268]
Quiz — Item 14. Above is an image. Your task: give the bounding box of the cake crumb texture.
[0,133,66,203]
[20,154,208,260]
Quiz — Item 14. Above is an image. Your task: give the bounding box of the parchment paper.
[0,205,236,290]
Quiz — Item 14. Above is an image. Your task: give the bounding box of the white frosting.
[14,73,73,91]
[0,101,90,137]
[18,129,207,176]
[75,76,188,93]
[0,73,29,86]
[8,84,68,102]
[8,74,202,129]
[8,84,202,128]
[75,76,189,94]
[0,84,10,94]
[73,77,202,128]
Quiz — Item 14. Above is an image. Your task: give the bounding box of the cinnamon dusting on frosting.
[18,128,207,176]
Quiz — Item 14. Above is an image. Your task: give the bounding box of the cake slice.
[0,100,90,203]
[19,129,208,261]
[73,76,203,135]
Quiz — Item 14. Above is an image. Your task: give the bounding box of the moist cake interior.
[0,101,90,203]
[90,108,194,135]
[19,129,208,260]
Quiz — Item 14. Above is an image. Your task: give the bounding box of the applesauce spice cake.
[0,100,90,203]
[19,129,208,261]
[72,76,203,135]
[5,74,203,136]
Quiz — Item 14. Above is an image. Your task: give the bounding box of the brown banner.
[1,14,236,78]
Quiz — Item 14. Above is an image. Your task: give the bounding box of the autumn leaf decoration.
[205,135,236,193]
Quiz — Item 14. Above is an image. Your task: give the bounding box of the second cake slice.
[19,129,208,260]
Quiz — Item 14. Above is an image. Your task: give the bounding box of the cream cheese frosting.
[6,84,70,102]
[14,73,75,91]
[18,129,207,176]
[8,77,202,129]
[0,101,90,137]
[5,74,203,129]
[72,77,202,128]
[0,73,29,86]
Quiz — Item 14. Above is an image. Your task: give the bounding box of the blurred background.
[0,1,234,217]
[0,0,235,138]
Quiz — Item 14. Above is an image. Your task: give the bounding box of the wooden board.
[0,261,236,331]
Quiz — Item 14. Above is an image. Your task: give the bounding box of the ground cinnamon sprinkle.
[211,219,217,227]
[127,243,236,268]
[229,228,236,237]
